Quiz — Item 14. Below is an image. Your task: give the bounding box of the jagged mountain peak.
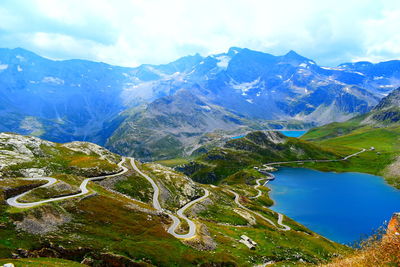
[285,50,302,58]
[281,50,313,65]
[227,46,243,56]
[0,47,48,63]
[373,87,400,111]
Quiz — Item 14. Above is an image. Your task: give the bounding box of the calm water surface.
[231,130,307,139]
[279,130,307,138]
[268,168,400,244]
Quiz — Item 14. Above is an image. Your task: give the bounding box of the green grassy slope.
[0,258,87,266]
[301,125,400,188]
[300,88,400,188]
[0,149,349,266]
[179,131,340,184]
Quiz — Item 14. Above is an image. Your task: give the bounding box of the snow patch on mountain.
[230,77,261,94]
[215,55,231,69]
[199,105,212,111]
[16,55,26,61]
[0,64,8,71]
[42,76,65,85]
[321,66,344,71]
[121,81,158,105]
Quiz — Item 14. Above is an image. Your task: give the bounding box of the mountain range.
[1,47,400,159]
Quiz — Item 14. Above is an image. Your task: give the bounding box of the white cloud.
[0,0,399,66]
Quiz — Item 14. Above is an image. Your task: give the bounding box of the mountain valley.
[2,47,400,160]
[0,47,400,267]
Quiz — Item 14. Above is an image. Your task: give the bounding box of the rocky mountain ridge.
[1,47,400,159]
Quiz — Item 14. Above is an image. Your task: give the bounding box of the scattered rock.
[2,182,46,199]
[14,205,71,234]
[63,141,120,164]
[0,133,54,171]
[183,224,217,251]
[233,209,256,225]
[188,197,213,216]
[20,168,48,178]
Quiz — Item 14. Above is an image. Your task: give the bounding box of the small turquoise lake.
[278,130,307,138]
[231,130,307,139]
[268,168,400,244]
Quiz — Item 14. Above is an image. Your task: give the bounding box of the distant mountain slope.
[302,88,400,188]
[185,48,383,124]
[0,48,202,144]
[178,131,338,184]
[106,89,263,160]
[303,87,400,141]
[1,47,400,156]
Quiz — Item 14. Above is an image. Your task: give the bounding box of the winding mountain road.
[227,189,291,231]
[6,159,129,208]
[130,158,209,239]
[5,148,366,237]
[249,177,275,199]
[248,178,266,199]
[243,176,292,230]
[5,156,210,239]
[263,148,367,167]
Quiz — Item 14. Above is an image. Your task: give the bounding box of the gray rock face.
[106,90,254,160]
[14,205,71,234]
[0,132,120,178]
[0,132,54,171]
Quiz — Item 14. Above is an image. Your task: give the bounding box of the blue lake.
[231,130,307,139]
[279,130,307,138]
[231,135,246,139]
[268,168,400,244]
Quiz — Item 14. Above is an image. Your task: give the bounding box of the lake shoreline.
[267,167,400,244]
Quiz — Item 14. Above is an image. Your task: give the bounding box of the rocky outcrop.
[14,205,71,234]
[14,246,152,267]
[183,224,217,251]
[0,133,54,172]
[63,141,120,164]
[146,164,203,210]
[0,132,121,178]
[2,181,46,200]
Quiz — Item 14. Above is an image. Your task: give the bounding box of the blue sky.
[1,0,400,67]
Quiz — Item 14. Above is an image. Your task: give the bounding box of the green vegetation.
[154,157,190,167]
[18,180,79,203]
[302,124,400,188]
[0,133,351,266]
[114,171,153,203]
[1,143,120,179]
[0,258,87,266]
[179,131,339,184]
[299,87,400,188]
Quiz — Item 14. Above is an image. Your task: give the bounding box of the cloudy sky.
[1,0,400,67]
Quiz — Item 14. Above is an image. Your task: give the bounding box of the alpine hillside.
[1,47,400,160]
[302,87,400,188]
[0,133,349,266]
